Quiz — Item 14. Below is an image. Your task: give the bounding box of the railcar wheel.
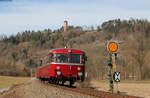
[61,80,65,85]
[56,80,59,84]
[69,80,74,87]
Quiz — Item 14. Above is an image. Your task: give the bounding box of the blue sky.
[0,0,150,36]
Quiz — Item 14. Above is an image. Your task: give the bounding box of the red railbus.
[36,48,87,86]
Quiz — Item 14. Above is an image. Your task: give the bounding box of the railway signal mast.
[106,41,120,92]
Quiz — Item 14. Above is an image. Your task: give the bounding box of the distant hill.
[0,18,150,80]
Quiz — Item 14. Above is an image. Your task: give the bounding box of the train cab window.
[70,54,81,63]
[55,53,69,63]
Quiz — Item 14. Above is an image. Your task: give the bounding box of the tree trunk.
[139,66,143,80]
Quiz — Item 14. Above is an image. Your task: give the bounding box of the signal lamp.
[68,50,71,53]
[107,42,118,52]
[77,67,81,71]
[56,66,60,70]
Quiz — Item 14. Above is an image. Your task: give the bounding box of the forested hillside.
[0,18,150,80]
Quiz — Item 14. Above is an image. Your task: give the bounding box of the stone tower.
[64,20,68,32]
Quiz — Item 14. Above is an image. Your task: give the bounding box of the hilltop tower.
[64,20,68,32]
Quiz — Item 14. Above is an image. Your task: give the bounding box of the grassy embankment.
[0,76,31,88]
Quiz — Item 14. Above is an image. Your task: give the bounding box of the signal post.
[106,41,120,92]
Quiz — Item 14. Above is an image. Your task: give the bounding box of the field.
[91,80,150,98]
[0,76,30,88]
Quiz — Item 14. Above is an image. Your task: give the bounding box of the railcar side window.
[46,56,49,64]
[42,58,44,65]
[49,53,54,62]
[39,60,42,66]
[43,57,46,65]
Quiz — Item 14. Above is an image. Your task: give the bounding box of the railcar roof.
[40,48,85,59]
[49,48,85,54]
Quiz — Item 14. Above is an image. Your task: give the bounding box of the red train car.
[36,48,87,86]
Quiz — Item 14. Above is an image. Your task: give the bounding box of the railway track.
[38,80,141,98]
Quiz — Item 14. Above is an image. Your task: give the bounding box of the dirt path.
[1,78,148,98]
[0,79,96,98]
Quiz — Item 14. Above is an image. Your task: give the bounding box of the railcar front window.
[54,53,82,64]
[70,54,81,63]
[55,53,69,63]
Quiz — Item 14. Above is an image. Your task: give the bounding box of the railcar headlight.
[78,72,83,76]
[56,66,60,70]
[68,50,71,53]
[77,67,81,71]
[56,71,61,75]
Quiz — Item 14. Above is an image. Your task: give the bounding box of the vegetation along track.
[38,80,141,98]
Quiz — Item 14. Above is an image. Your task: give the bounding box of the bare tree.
[131,33,148,80]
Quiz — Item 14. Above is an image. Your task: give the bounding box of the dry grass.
[91,80,150,98]
[0,76,30,88]
[92,79,150,83]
